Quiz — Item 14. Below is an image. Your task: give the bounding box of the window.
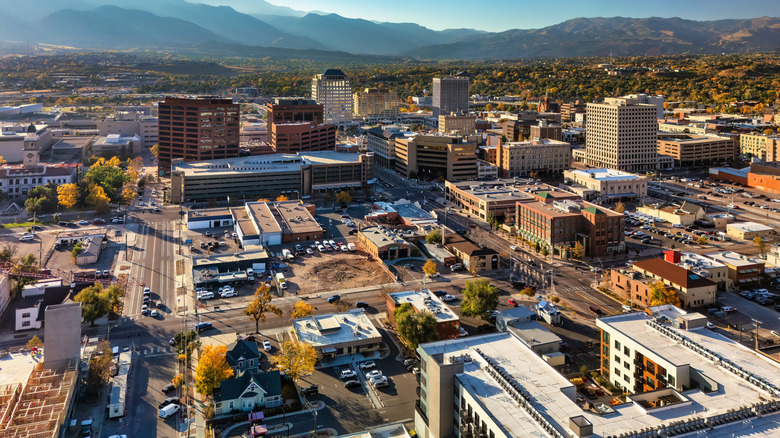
[22,312,30,318]
[614,368,621,377]
[624,346,630,356]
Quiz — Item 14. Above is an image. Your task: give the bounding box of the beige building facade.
[739,133,778,161]
[585,97,658,172]
[438,114,476,134]
[353,88,399,121]
[496,138,571,177]
[394,134,477,181]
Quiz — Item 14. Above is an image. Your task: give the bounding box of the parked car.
[194,322,213,332]
[365,370,383,380]
[162,383,176,393]
[220,290,236,298]
[19,234,34,241]
[340,369,357,379]
[263,340,272,352]
[328,295,341,303]
[158,397,181,409]
[355,301,369,309]
[159,403,180,419]
[368,375,388,386]
[432,290,448,297]
[403,358,418,367]
[507,298,518,307]
[78,220,89,225]
[458,327,468,337]
[301,385,319,396]
[344,379,361,388]
[588,306,603,316]
[359,361,376,370]
[441,294,457,302]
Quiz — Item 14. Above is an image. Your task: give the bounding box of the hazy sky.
[263,0,780,31]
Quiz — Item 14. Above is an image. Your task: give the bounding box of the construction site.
[0,358,79,438]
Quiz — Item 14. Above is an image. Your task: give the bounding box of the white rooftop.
[293,310,381,348]
[705,251,764,268]
[679,251,726,270]
[422,321,780,438]
[389,290,459,323]
[727,221,773,232]
[570,168,644,181]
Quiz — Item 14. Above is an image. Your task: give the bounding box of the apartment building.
[610,257,717,309]
[157,96,240,173]
[597,305,780,411]
[432,76,469,118]
[585,97,658,172]
[353,88,399,121]
[312,69,353,126]
[394,134,477,181]
[269,122,336,154]
[739,133,778,161]
[657,134,737,166]
[529,120,563,141]
[515,200,624,257]
[438,114,476,134]
[563,168,647,203]
[496,138,571,177]
[170,151,373,203]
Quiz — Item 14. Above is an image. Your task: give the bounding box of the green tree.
[172,330,200,355]
[394,303,439,349]
[460,278,499,319]
[73,282,119,326]
[71,241,83,263]
[243,286,283,333]
[649,281,682,307]
[425,229,442,244]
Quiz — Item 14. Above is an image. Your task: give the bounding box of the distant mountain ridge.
[0,1,778,60]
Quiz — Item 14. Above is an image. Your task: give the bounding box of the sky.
[261,0,780,31]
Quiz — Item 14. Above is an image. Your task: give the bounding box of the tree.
[529,171,539,179]
[275,194,288,202]
[571,242,585,259]
[172,330,199,354]
[533,242,541,253]
[394,303,439,349]
[172,373,185,389]
[26,335,43,350]
[460,278,499,319]
[86,183,110,207]
[120,186,137,206]
[614,202,625,214]
[290,301,313,319]
[697,235,708,245]
[71,241,83,263]
[422,259,438,277]
[521,286,536,297]
[86,341,114,395]
[24,196,46,216]
[73,282,121,325]
[57,183,79,208]
[755,236,767,257]
[243,286,283,333]
[150,144,159,160]
[541,246,550,257]
[649,281,682,307]
[270,340,317,382]
[0,245,17,263]
[425,229,442,244]
[194,344,234,397]
[336,191,351,205]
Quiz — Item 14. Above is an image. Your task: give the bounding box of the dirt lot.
[289,251,392,294]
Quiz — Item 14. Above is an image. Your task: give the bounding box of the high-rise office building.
[432,76,469,117]
[585,97,658,172]
[311,69,353,127]
[353,88,399,121]
[157,96,240,173]
[266,98,335,153]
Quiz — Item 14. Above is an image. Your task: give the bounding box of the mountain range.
[0,0,779,60]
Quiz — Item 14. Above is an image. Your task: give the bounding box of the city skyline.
[261,0,780,31]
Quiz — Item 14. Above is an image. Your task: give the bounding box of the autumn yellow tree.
[649,281,682,307]
[271,340,317,382]
[57,183,80,208]
[194,344,234,397]
[697,235,708,245]
[422,259,438,277]
[755,236,767,257]
[120,186,137,206]
[257,198,271,203]
[335,191,351,205]
[290,301,313,319]
[571,242,585,259]
[276,194,288,202]
[614,202,625,214]
[150,144,159,160]
[86,183,109,206]
[243,286,283,333]
[172,373,184,388]
[26,335,43,350]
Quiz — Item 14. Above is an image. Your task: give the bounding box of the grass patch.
[0,221,45,229]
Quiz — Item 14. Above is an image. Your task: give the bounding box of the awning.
[321,347,337,354]
[248,412,264,422]
[251,425,268,436]
[604,193,638,198]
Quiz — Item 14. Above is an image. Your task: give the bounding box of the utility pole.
[752,318,761,351]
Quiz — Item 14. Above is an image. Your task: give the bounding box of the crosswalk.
[141,346,175,357]
[563,285,594,294]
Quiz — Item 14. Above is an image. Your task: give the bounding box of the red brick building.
[158,96,240,173]
[270,123,336,154]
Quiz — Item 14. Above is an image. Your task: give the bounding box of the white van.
[159,403,180,419]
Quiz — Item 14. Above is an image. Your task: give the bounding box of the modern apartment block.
[585,97,658,172]
[157,96,240,173]
[432,76,469,118]
[438,114,476,134]
[657,134,737,166]
[597,305,780,420]
[394,134,477,181]
[496,138,571,177]
[353,88,399,121]
[515,200,624,257]
[739,133,778,161]
[312,69,353,126]
[170,151,373,203]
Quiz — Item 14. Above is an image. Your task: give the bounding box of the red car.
[507,298,518,307]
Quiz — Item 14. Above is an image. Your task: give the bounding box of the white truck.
[347,242,356,252]
[282,248,295,262]
[275,272,288,289]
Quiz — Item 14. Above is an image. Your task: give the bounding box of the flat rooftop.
[727,221,773,232]
[452,184,539,203]
[172,154,304,177]
[679,251,726,271]
[569,168,644,181]
[359,226,411,250]
[423,330,780,438]
[192,249,270,269]
[293,310,381,347]
[389,290,458,323]
[0,350,38,388]
[51,136,93,149]
[374,201,434,222]
[299,151,362,165]
[274,201,321,234]
[245,202,282,235]
[705,251,764,268]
